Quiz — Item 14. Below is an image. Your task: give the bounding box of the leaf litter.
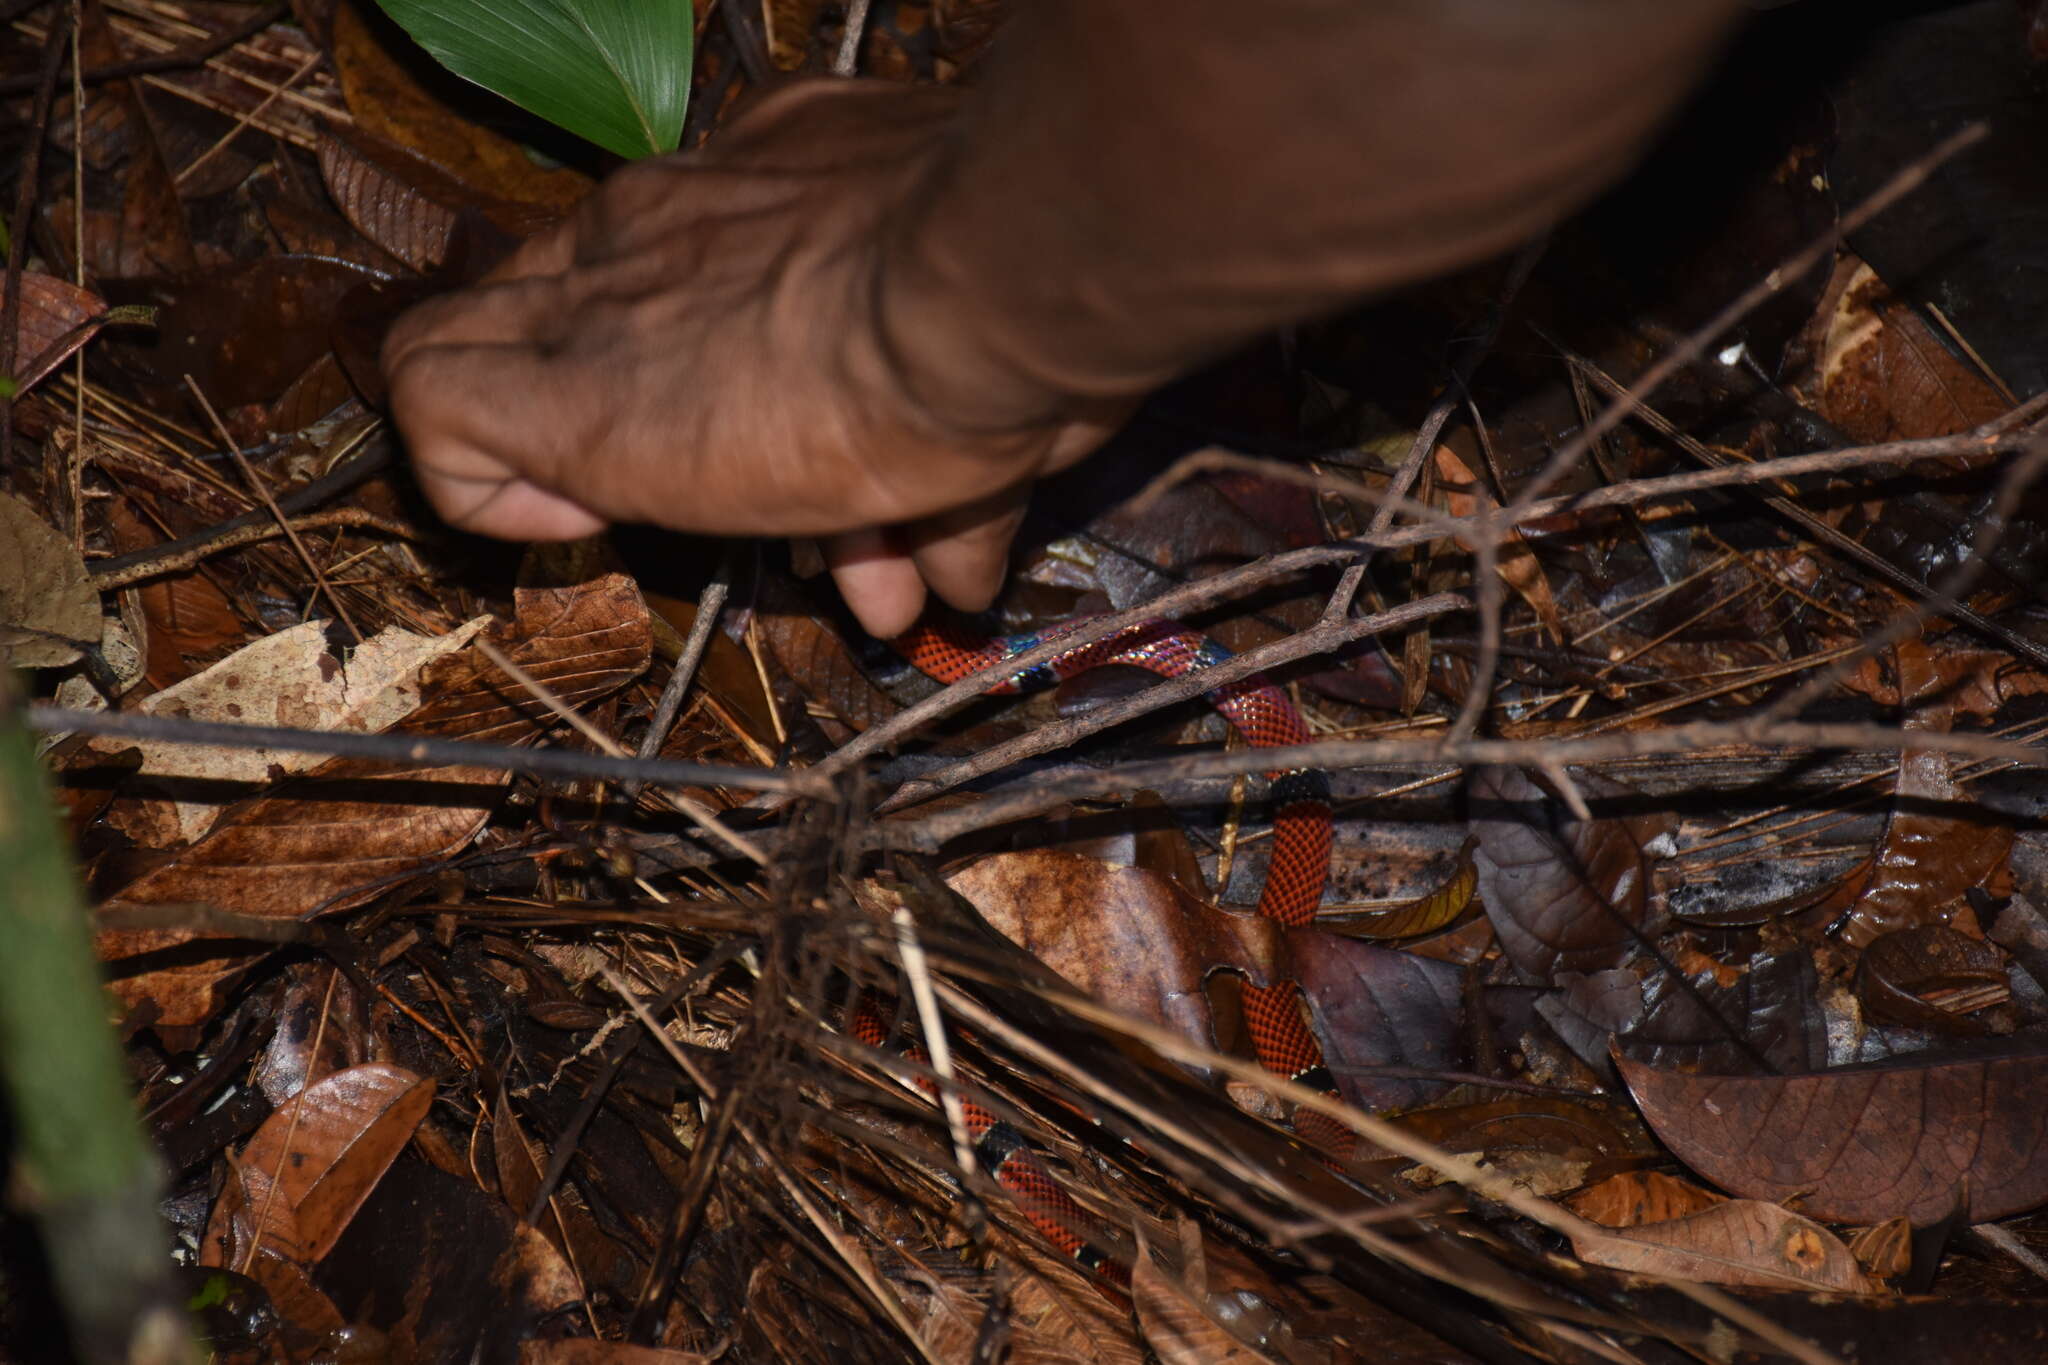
[5,1,2048,1362]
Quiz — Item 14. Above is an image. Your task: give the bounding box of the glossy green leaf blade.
[373,0,692,159]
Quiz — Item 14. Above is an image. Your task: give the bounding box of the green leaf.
[372,0,692,160]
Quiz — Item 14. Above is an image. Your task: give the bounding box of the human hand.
[381,80,1127,638]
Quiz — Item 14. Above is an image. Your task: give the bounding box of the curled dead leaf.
[1857,924,2010,1033]
[1565,1170,1725,1229]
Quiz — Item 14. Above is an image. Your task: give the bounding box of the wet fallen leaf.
[0,490,101,668]
[1,272,110,397]
[1291,933,1465,1114]
[1828,643,2012,949]
[1337,849,1478,941]
[1857,924,2011,1033]
[109,256,380,410]
[1469,766,1657,982]
[1571,1199,1875,1294]
[201,1062,433,1270]
[1617,1046,2048,1224]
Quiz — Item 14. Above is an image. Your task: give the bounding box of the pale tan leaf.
[90,616,486,845]
[1571,1199,1875,1293]
[0,490,101,668]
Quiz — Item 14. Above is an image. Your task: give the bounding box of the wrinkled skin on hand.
[382,81,1124,638]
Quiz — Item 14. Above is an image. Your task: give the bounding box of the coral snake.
[851,616,1344,1284]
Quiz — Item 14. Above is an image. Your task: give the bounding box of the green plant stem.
[0,673,192,1364]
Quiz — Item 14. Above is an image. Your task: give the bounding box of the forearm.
[882,0,1744,416]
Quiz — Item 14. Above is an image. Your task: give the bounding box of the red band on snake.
[857,616,1346,1279]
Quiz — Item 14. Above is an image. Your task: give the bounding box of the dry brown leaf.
[316,125,554,273]
[1571,1199,1875,1294]
[519,1345,711,1365]
[1565,1170,1725,1229]
[87,616,486,846]
[1002,1248,1149,1365]
[1132,1245,1281,1365]
[947,849,1268,1055]
[330,2,591,214]
[1816,259,2008,445]
[0,489,101,668]
[98,563,651,1029]
[1469,766,1658,982]
[754,603,901,734]
[201,1062,433,1269]
[1617,1047,2048,1225]
[0,271,108,395]
[1339,849,1477,941]
[1436,445,1565,645]
[1829,642,2011,948]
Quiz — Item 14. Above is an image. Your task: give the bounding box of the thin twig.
[878,591,1466,812]
[632,561,732,779]
[832,0,874,75]
[185,375,363,643]
[24,704,814,794]
[892,905,978,1183]
[475,637,768,865]
[817,422,2035,784]
[1016,987,1841,1365]
[0,1,288,96]
[86,507,420,588]
[885,719,2046,852]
